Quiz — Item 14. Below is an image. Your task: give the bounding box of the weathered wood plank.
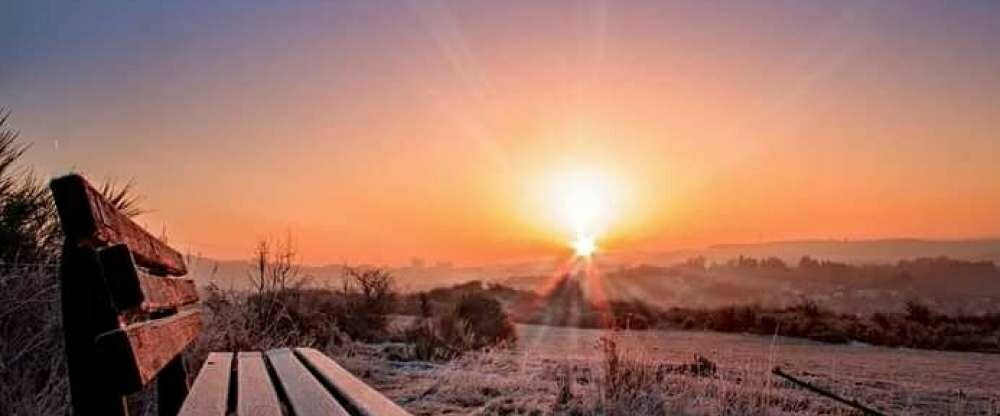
[296,348,412,416]
[178,352,233,416]
[95,309,202,393]
[265,348,350,416]
[135,275,197,311]
[99,244,198,312]
[236,352,283,416]
[50,174,187,276]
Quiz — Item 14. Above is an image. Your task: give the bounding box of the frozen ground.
[334,324,1000,415]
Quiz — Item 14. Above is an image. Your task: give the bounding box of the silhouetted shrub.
[454,293,517,348]
[401,316,474,361]
[793,298,823,319]
[402,293,516,361]
[872,312,891,329]
[905,299,934,325]
[337,267,398,341]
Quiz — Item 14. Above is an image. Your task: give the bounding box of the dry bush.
[191,281,352,390]
[337,266,397,341]
[905,299,934,325]
[595,336,670,415]
[191,238,347,359]
[402,317,475,361]
[0,265,69,415]
[192,245,402,367]
[402,293,517,361]
[453,293,517,349]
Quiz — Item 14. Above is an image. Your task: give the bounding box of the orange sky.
[4,1,1000,265]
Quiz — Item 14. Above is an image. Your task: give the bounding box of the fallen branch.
[772,366,887,416]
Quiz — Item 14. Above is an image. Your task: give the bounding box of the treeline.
[404,278,1000,353]
[536,255,1000,314]
[656,301,1000,353]
[674,254,1000,294]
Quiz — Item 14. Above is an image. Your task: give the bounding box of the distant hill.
[501,256,1000,314]
[618,238,1000,266]
[189,239,1000,310]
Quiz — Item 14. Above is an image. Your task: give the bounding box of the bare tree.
[244,234,304,330]
[248,234,302,294]
[342,266,395,314]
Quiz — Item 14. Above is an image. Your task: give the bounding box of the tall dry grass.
[0,265,69,415]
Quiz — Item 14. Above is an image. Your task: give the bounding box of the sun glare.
[556,170,612,230]
[548,168,617,257]
[572,233,597,257]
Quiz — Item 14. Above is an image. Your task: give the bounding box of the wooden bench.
[51,174,411,416]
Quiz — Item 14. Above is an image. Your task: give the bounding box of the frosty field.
[337,324,1000,415]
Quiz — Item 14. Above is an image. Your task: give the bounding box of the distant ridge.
[602,238,1000,267]
[701,238,1000,264]
[185,238,1000,290]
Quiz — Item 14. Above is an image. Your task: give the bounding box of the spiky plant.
[0,109,146,265]
[0,110,60,264]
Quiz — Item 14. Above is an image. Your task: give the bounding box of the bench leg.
[157,351,190,415]
[59,244,128,416]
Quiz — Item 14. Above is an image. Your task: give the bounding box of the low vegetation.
[548,336,805,415]
[408,279,1000,353]
[658,299,1000,352]
[0,265,67,415]
[402,292,518,361]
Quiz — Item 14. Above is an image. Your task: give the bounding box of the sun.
[547,168,616,257]
[572,233,597,257]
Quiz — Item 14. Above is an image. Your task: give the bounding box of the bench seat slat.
[266,348,350,416]
[296,348,411,416]
[237,352,283,416]
[178,352,232,416]
[95,309,202,393]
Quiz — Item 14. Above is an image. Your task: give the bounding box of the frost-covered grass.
[334,324,1000,416]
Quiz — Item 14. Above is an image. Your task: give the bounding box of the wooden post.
[59,243,128,416]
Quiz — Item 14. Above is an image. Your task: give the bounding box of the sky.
[2,0,1000,266]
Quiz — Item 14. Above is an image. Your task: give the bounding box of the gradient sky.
[2,1,1000,265]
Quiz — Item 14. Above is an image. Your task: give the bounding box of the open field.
[337,324,1000,415]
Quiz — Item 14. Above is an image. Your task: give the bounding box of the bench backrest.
[50,174,201,416]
